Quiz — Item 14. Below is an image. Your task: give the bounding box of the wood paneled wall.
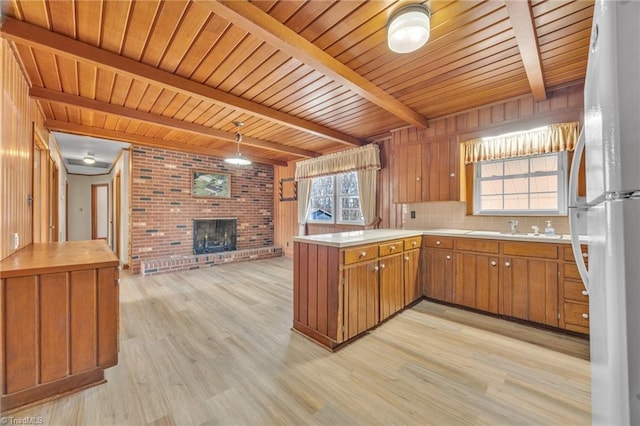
[379,84,584,229]
[274,163,298,257]
[1,40,47,260]
[273,84,584,252]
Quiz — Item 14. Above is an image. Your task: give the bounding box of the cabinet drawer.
[455,238,499,254]
[379,240,403,257]
[404,236,423,251]
[564,263,583,280]
[563,245,589,263]
[503,241,558,259]
[564,280,589,302]
[564,301,590,328]
[343,244,378,265]
[424,236,453,249]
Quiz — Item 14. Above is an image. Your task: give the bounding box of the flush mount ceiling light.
[83,153,96,164]
[225,121,252,166]
[387,4,431,54]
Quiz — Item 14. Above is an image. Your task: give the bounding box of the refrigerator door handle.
[568,128,589,292]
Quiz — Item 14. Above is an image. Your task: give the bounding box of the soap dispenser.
[544,220,555,236]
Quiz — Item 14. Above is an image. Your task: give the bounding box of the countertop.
[293,228,587,248]
[293,229,423,248]
[0,240,120,278]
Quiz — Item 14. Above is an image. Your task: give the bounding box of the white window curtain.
[463,121,579,164]
[295,144,381,235]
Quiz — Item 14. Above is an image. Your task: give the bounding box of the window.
[474,152,567,215]
[307,172,364,224]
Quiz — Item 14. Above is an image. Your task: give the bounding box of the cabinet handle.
[380,263,386,269]
[491,261,497,266]
[582,252,588,258]
[412,241,417,246]
[581,290,589,296]
[390,245,396,251]
[504,261,511,267]
[450,173,456,177]
[360,251,367,257]
[416,176,421,181]
[405,256,410,261]
[446,255,451,260]
[374,265,379,272]
[436,240,441,245]
[582,313,589,319]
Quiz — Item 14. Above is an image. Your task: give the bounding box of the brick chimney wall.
[130,146,274,273]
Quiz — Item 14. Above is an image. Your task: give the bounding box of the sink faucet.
[507,219,518,234]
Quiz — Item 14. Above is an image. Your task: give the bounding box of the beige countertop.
[294,228,588,248]
[293,229,423,248]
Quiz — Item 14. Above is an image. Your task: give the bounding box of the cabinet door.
[343,260,379,341]
[422,137,460,201]
[392,144,422,203]
[425,249,454,303]
[98,266,119,368]
[500,258,559,327]
[379,253,404,321]
[454,253,499,313]
[403,248,421,304]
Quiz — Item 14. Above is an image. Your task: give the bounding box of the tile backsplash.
[402,201,570,235]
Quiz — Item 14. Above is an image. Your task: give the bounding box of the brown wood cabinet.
[424,236,455,303]
[425,235,588,334]
[392,137,460,203]
[559,245,589,334]
[379,252,403,321]
[403,245,422,305]
[293,232,423,350]
[1,241,120,413]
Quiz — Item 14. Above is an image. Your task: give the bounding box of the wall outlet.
[11,233,19,250]
[410,210,416,219]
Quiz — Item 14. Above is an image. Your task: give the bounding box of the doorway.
[91,183,108,240]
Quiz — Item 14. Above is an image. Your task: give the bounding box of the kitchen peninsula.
[293,229,589,350]
[0,240,119,413]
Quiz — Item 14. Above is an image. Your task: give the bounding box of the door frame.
[91,183,109,240]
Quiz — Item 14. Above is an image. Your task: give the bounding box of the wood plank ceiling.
[0,0,593,166]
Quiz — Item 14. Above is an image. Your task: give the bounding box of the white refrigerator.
[568,1,640,424]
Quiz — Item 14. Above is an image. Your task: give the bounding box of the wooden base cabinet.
[559,245,589,334]
[293,234,423,350]
[454,253,499,313]
[0,241,120,413]
[403,247,421,304]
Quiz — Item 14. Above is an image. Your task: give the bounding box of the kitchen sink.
[465,230,563,239]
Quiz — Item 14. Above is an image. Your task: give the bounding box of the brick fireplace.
[130,146,281,274]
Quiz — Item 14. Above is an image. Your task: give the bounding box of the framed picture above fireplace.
[191,170,231,198]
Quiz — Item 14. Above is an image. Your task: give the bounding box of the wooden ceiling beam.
[504,0,547,101]
[0,17,363,147]
[44,120,288,167]
[197,0,430,129]
[30,87,319,159]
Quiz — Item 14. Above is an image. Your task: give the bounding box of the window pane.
[503,177,528,194]
[480,195,503,210]
[341,196,360,209]
[339,172,359,195]
[311,176,334,197]
[480,162,503,178]
[531,155,558,172]
[504,194,529,210]
[480,180,502,195]
[530,175,558,193]
[530,193,558,210]
[503,159,529,176]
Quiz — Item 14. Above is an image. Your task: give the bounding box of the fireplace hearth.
[193,219,237,254]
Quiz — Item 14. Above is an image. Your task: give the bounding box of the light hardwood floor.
[5,257,591,425]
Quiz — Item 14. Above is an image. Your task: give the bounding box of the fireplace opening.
[193,219,237,254]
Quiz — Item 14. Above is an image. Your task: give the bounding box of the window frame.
[473,152,568,216]
[306,172,364,225]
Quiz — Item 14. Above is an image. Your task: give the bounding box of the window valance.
[463,121,579,164]
[294,143,381,180]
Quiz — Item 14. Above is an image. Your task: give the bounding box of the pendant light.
[225,121,251,166]
[387,4,431,54]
